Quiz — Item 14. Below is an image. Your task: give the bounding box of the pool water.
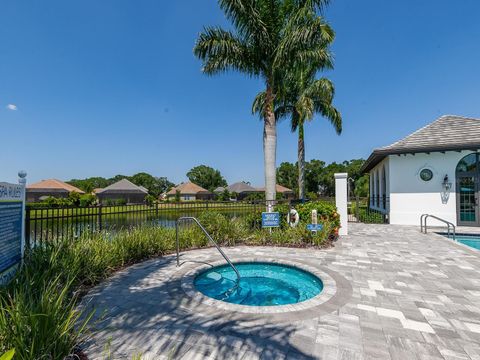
[455,235,480,250]
[194,262,323,306]
[441,233,480,250]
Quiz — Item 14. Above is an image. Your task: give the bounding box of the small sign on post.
[306,224,323,232]
[0,172,27,285]
[262,212,280,228]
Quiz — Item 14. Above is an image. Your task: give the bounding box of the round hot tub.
[194,262,323,306]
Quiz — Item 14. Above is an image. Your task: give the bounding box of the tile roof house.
[255,184,295,200]
[26,179,85,202]
[96,179,148,205]
[361,115,480,226]
[166,182,213,201]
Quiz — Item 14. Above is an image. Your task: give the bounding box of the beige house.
[166,182,213,201]
[26,179,85,202]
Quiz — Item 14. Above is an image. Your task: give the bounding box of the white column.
[335,173,348,236]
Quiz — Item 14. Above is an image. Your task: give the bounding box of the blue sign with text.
[262,212,280,228]
[307,224,323,231]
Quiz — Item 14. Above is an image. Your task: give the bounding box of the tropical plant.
[194,0,334,203]
[0,350,14,360]
[256,67,341,200]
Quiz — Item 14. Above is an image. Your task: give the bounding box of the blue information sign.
[262,212,280,228]
[307,224,323,231]
[0,181,25,285]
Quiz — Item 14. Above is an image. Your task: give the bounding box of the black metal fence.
[348,196,389,224]
[25,201,269,247]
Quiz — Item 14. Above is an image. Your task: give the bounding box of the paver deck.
[82,224,480,359]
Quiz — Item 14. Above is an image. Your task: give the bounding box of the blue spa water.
[194,262,323,306]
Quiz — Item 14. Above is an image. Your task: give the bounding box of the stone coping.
[173,255,352,321]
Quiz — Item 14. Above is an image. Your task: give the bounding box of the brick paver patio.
[82,224,480,359]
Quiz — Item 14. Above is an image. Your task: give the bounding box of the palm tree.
[194,0,333,205]
[254,67,342,200]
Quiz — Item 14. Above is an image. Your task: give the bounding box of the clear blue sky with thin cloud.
[1,0,479,185]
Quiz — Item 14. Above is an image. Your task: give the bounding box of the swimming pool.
[194,262,323,306]
[442,234,480,250]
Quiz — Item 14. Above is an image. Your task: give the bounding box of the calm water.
[195,262,323,306]
[455,235,480,250]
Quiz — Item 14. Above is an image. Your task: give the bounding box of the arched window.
[456,153,478,174]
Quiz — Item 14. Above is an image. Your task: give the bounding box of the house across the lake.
[254,184,296,200]
[226,182,259,200]
[96,179,148,205]
[166,182,213,201]
[26,179,85,202]
[362,115,480,226]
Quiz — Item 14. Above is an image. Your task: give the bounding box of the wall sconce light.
[442,174,452,192]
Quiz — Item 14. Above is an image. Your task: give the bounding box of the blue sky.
[1,0,480,185]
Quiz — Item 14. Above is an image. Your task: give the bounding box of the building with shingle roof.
[96,179,148,204]
[362,115,480,226]
[226,182,260,200]
[166,182,213,201]
[26,179,85,202]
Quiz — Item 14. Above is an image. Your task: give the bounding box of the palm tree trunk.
[298,120,305,200]
[263,85,277,206]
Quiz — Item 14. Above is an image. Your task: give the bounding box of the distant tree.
[217,189,231,201]
[276,162,298,193]
[175,189,181,202]
[186,165,227,192]
[130,173,173,197]
[304,159,326,194]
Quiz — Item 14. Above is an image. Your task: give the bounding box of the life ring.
[287,209,300,227]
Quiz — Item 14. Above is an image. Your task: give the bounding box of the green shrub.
[1,208,339,359]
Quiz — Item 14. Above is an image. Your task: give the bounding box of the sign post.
[0,171,27,285]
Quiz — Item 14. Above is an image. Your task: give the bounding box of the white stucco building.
[362,115,480,226]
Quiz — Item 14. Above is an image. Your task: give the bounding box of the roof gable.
[362,115,480,172]
[27,179,85,194]
[167,182,210,195]
[227,182,257,193]
[97,179,148,194]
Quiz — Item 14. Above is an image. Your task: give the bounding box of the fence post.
[25,206,31,251]
[355,195,360,223]
[156,201,159,219]
[98,205,103,232]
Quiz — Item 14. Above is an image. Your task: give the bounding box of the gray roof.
[214,186,226,193]
[227,182,258,194]
[362,115,480,173]
[97,179,148,194]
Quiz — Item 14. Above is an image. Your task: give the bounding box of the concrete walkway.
[82,224,480,359]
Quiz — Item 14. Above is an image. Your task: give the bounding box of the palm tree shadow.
[79,254,319,359]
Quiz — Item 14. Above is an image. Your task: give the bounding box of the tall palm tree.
[194,0,333,204]
[254,67,342,200]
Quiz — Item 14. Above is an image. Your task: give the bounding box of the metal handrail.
[175,216,241,282]
[420,214,456,240]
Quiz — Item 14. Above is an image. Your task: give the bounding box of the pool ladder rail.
[175,216,241,295]
[420,214,456,241]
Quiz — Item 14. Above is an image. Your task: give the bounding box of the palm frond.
[194,27,259,76]
[219,0,270,44]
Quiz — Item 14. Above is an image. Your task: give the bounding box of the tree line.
[66,159,368,201]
